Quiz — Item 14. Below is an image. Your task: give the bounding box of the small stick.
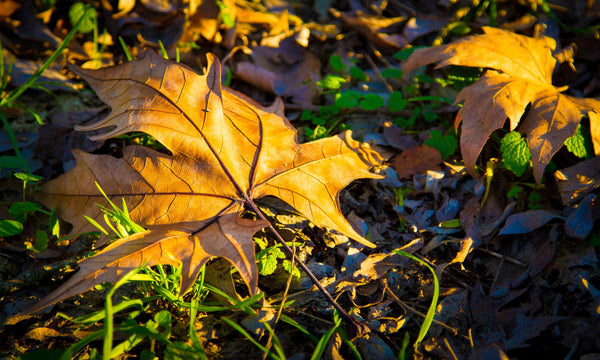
[385,287,464,338]
[489,256,504,296]
[363,52,394,93]
[475,247,528,267]
[248,200,369,338]
[443,337,460,360]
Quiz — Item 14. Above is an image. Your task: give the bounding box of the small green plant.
[255,236,301,278]
[20,189,209,359]
[500,131,532,177]
[564,124,594,159]
[424,129,458,160]
[68,3,97,35]
[0,173,59,252]
[48,265,204,360]
[498,124,590,180]
[302,54,454,141]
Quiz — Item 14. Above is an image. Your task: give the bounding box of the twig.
[385,287,466,339]
[443,338,460,360]
[363,52,393,93]
[475,247,528,267]
[489,256,504,296]
[248,200,369,339]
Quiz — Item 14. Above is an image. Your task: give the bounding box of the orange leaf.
[30,50,382,312]
[404,26,600,183]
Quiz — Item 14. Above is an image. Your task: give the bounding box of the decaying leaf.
[554,156,600,205]
[404,26,600,183]
[390,144,442,179]
[29,50,382,313]
[331,9,407,49]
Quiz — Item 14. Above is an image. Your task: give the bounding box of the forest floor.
[1,0,599,359]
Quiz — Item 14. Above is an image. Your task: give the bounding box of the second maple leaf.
[404,26,600,183]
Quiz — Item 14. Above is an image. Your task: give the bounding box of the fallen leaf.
[565,194,595,240]
[390,145,442,179]
[7,56,76,91]
[496,298,559,350]
[233,40,321,104]
[382,122,419,151]
[29,50,382,313]
[499,210,563,235]
[0,0,20,17]
[554,156,600,205]
[331,9,407,49]
[402,16,447,43]
[26,327,68,341]
[435,195,460,223]
[404,26,600,183]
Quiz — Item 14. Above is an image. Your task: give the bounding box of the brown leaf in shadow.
[331,9,407,49]
[390,144,442,179]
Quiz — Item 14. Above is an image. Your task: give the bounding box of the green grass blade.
[118,36,133,61]
[83,215,110,236]
[158,40,169,59]
[72,299,144,324]
[221,317,281,360]
[337,327,362,360]
[279,315,319,343]
[392,250,439,348]
[0,112,29,173]
[397,332,411,360]
[110,333,145,358]
[264,322,287,360]
[60,329,105,360]
[203,284,263,314]
[103,265,146,360]
[3,5,92,106]
[310,315,341,360]
[189,299,208,359]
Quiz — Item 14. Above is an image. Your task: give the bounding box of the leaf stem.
[247,200,369,339]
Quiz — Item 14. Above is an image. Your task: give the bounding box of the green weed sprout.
[0,173,59,251]
[255,236,301,278]
[84,182,146,240]
[393,250,440,349]
[0,5,92,243]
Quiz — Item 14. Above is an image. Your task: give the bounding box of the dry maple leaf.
[390,144,442,179]
[404,26,600,183]
[28,50,382,313]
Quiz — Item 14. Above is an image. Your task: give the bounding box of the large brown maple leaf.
[404,26,600,183]
[28,50,382,313]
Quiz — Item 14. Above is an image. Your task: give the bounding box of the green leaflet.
[359,94,384,110]
[317,74,347,90]
[388,91,408,112]
[564,124,592,159]
[424,129,457,159]
[500,131,531,177]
